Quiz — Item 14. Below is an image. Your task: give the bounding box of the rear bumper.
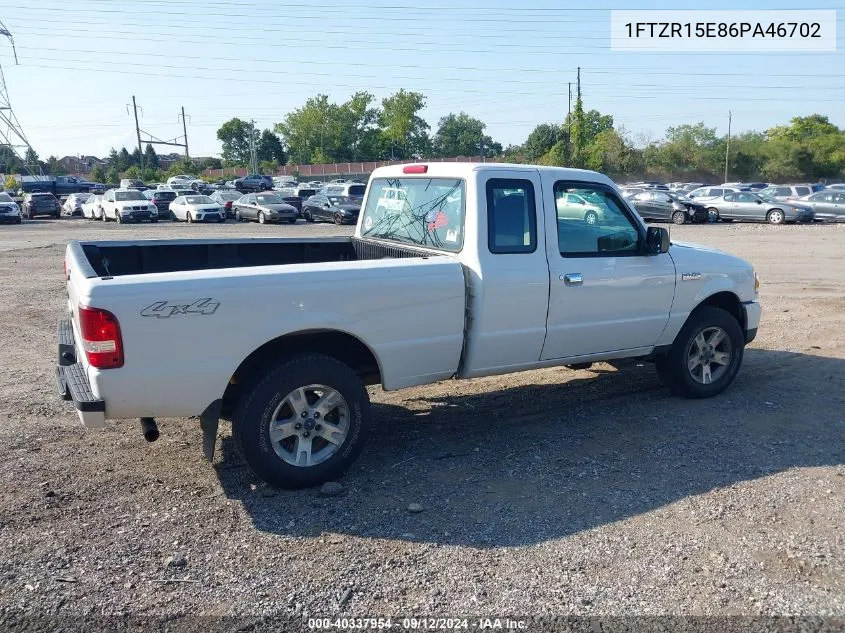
[56,319,107,428]
[742,300,762,344]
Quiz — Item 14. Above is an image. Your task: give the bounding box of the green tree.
[338,91,381,161]
[105,166,120,185]
[522,123,563,162]
[125,166,141,179]
[276,94,342,164]
[432,112,500,158]
[130,147,142,167]
[144,143,159,169]
[256,129,287,164]
[90,165,106,183]
[380,89,429,159]
[4,175,18,191]
[118,147,132,170]
[258,159,279,174]
[197,157,223,170]
[45,156,66,175]
[217,118,259,166]
[24,147,39,166]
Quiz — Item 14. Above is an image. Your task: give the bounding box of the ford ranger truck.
[56,163,761,488]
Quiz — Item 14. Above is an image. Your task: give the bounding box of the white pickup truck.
[56,163,761,488]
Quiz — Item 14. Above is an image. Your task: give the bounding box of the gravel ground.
[0,218,843,631]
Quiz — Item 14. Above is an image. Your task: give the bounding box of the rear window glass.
[0,193,12,202]
[297,189,316,198]
[32,193,56,200]
[155,192,177,200]
[347,185,366,197]
[360,178,465,252]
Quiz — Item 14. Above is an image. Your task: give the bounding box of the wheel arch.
[220,329,383,418]
[694,290,744,331]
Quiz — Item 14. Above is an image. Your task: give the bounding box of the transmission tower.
[0,20,43,178]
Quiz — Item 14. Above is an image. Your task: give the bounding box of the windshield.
[256,194,286,204]
[328,196,356,206]
[360,178,465,252]
[115,191,147,201]
[218,191,242,200]
[185,196,214,204]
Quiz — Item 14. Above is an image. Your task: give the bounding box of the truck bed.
[72,236,427,278]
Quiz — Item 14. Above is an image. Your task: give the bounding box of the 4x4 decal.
[141,298,220,319]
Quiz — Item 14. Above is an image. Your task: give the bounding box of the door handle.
[561,273,583,285]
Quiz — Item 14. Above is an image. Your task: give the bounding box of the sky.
[1,0,843,160]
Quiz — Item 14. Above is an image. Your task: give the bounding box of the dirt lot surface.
[0,218,843,630]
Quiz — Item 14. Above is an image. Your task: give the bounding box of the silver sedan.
[705,191,814,224]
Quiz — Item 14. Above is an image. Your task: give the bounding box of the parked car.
[119,179,147,191]
[0,192,22,224]
[319,183,366,200]
[797,191,845,222]
[101,189,159,223]
[171,188,195,199]
[232,192,299,224]
[687,186,741,203]
[81,195,103,220]
[758,184,814,201]
[55,162,762,489]
[235,174,274,192]
[143,189,178,217]
[825,183,845,191]
[168,195,226,223]
[629,190,707,224]
[554,191,605,224]
[166,175,196,188]
[209,190,244,219]
[301,194,361,224]
[705,191,813,224]
[22,192,61,218]
[272,177,297,190]
[62,192,92,217]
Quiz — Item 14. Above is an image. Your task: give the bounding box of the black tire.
[150,218,158,223]
[334,213,343,225]
[304,209,314,223]
[584,210,598,225]
[186,212,193,224]
[116,213,122,224]
[102,210,108,222]
[287,218,297,224]
[707,208,719,223]
[258,211,265,224]
[235,210,242,222]
[233,353,371,489]
[657,306,744,399]
[218,217,226,223]
[671,210,686,225]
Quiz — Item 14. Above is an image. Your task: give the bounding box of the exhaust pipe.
[140,417,160,442]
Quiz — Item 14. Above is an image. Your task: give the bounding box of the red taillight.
[402,164,428,174]
[78,305,124,369]
[225,201,233,210]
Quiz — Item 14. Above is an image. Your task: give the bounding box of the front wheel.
[258,211,265,224]
[116,213,122,224]
[672,210,686,225]
[233,354,371,489]
[334,213,344,225]
[584,210,598,225]
[656,306,744,399]
[304,210,314,223]
[186,212,193,224]
[235,210,242,222]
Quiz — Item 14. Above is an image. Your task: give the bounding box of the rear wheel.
[767,209,785,225]
[707,208,720,223]
[233,354,371,489]
[116,213,122,224]
[656,306,744,399]
[304,209,314,223]
[584,210,598,225]
[334,213,343,225]
[235,209,242,222]
[672,210,686,225]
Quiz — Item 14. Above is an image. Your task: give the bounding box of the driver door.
[541,181,676,360]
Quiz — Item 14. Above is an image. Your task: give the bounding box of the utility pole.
[249,119,258,174]
[180,106,189,158]
[567,81,572,160]
[131,95,143,172]
[724,110,732,184]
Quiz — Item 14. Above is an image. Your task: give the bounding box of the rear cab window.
[360,177,465,252]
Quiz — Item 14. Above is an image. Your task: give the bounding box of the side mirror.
[756,200,762,204]
[645,226,670,254]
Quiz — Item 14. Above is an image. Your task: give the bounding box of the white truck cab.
[57,163,761,488]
